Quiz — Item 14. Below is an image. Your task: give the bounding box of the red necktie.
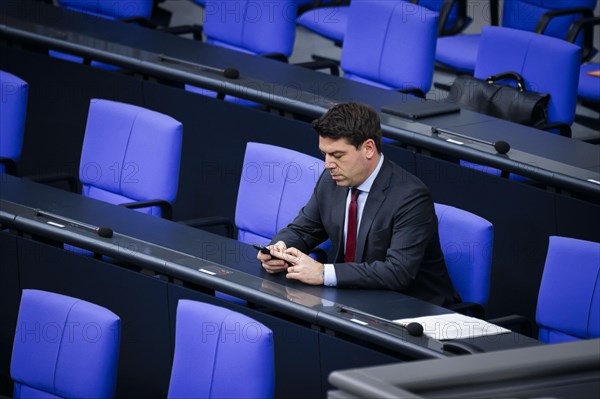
[344,188,360,263]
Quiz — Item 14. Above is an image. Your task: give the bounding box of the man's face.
[319,136,373,187]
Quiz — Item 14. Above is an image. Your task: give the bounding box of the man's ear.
[363,139,376,159]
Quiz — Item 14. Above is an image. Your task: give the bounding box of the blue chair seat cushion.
[436,34,480,74]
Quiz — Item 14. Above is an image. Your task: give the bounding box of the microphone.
[36,210,114,238]
[336,306,425,337]
[157,54,240,79]
[96,226,114,238]
[432,127,510,154]
[406,322,424,337]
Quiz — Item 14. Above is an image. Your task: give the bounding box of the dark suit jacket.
[272,158,460,307]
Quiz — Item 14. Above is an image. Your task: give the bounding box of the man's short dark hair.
[312,102,382,153]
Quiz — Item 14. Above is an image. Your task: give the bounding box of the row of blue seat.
[2,68,598,346]
[10,289,274,398]
[51,0,599,136]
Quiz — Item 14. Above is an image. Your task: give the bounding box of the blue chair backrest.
[502,0,597,40]
[168,300,274,398]
[0,70,28,174]
[203,0,297,57]
[434,203,493,305]
[235,142,324,244]
[11,289,120,399]
[341,0,438,93]
[475,26,581,126]
[536,236,600,344]
[56,0,153,20]
[79,99,183,217]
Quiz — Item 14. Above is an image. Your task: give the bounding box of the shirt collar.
[356,154,384,194]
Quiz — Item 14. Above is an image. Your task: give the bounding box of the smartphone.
[252,243,288,262]
[252,243,272,255]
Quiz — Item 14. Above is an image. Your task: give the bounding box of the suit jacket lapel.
[355,159,392,262]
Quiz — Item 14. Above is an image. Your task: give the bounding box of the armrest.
[0,157,17,176]
[26,172,78,193]
[119,199,173,220]
[534,5,595,61]
[487,314,534,338]
[295,60,340,76]
[448,301,485,319]
[180,216,235,239]
[436,0,472,36]
[535,7,594,34]
[565,16,600,63]
[159,25,203,41]
[539,122,572,138]
[436,0,457,36]
[437,0,497,36]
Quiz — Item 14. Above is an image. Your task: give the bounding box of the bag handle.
[486,71,526,92]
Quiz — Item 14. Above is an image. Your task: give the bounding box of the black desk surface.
[0,174,540,358]
[1,0,599,197]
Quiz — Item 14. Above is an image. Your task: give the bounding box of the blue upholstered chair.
[189,142,325,244]
[168,300,274,398]
[79,99,183,219]
[344,0,438,94]
[203,0,296,59]
[11,289,121,399]
[297,0,468,47]
[186,0,297,104]
[566,16,600,133]
[435,203,493,318]
[458,27,581,177]
[473,26,581,135]
[235,142,324,245]
[458,27,580,177]
[186,142,327,304]
[51,0,155,69]
[436,0,596,75]
[536,236,600,343]
[310,0,438,96]
[0,70,28,176]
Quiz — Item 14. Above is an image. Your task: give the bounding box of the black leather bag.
[448,72,550,128]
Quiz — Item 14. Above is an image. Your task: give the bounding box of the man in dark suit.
[258,103,460,306]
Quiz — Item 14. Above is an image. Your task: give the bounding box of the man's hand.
[279,247,324,286]
[258,241,289,274]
